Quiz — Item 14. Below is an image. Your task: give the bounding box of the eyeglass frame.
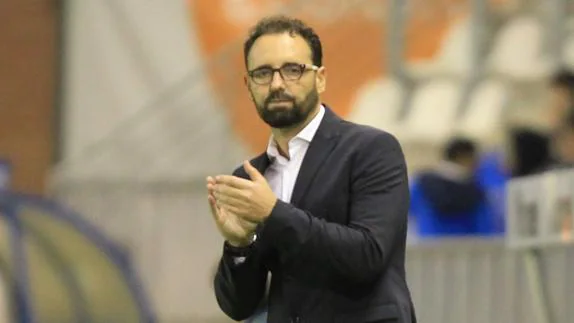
[247,63,320,85]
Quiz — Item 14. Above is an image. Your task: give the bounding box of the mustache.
[265,91,295,105]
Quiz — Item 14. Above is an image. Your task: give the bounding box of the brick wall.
[0,0,58,193]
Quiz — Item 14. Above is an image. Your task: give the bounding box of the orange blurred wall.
[0,0,58,194]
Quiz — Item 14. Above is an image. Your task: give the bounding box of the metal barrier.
[407,238,574,323]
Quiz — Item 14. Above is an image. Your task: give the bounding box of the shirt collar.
[266,104,325,159]
[435,160,472,181]
[296,104,325,142]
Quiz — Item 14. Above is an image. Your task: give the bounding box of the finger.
[216,193,247,209]
[207,183,216,195]
[223,204,243,217]
[208,195,222,223]
[215,183,248,200]
[222,205,258,228]
[215,175,253,189]
[208,191,219,203]
[215,187,252,211]
[244,160,264,181]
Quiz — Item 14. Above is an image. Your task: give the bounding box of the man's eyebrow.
[250,64,273,71]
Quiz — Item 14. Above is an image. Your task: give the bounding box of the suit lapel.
[236,152,271,181]
[250,153,271,176]
[290,135,337,206]
[290,106,341,207]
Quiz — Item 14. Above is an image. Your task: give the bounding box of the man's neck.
[272,105,321,158]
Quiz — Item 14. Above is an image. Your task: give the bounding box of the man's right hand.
[207,176,258,247]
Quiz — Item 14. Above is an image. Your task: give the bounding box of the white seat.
[346,78,404,135]
[565,39,574,69]
[399,79,462,143]
[487,16,553,79]
[407,18,472,78]
[454,79,508,141]
[435,18,473,75]
[563,19,574,69]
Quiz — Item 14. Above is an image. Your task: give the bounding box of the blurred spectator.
[508,127,552,177]
[472,127,554,234]
[475,150,509,234]
[546,69,574,129]
[409,137,493,237]
[547,108,574,170]
[472,126,558,235]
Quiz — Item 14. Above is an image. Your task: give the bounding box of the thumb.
[244,160,264,181]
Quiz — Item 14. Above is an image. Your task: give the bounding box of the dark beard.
[256,89,319,128]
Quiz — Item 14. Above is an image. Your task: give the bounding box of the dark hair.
[557,106,574,131]
[243,15,323,69]
[551,69,574,88]
[509,128,551,177]
[443,137,477,161]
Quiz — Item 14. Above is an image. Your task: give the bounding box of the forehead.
[247,32,313,69]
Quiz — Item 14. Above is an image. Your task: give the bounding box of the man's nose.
[269,70,286,90]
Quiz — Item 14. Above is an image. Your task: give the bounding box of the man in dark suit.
[207,15,415,323]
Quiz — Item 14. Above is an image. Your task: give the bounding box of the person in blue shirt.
[409,137,493,237]
[474,149,509,235]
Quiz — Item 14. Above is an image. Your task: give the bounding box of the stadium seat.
[563,18,574,69]
[346,77,405,135]
[454,79,508,142]
[487,16,553,79]
[435,18,473,75]
[398,79,462,143]
[408,18,472,78]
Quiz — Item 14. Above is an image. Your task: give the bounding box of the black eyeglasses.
[247,63,319,85]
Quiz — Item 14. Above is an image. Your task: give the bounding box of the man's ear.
[316,66,326,94]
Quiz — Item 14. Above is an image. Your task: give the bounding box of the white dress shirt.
[232,106,324,266]
[264,105,325,203]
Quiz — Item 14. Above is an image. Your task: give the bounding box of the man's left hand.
[214,160,277,223]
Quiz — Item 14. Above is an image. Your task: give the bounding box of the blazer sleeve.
[213,170,268,321]
[258,131,409,285]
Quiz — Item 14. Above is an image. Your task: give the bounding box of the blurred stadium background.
[1,0,574,322]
